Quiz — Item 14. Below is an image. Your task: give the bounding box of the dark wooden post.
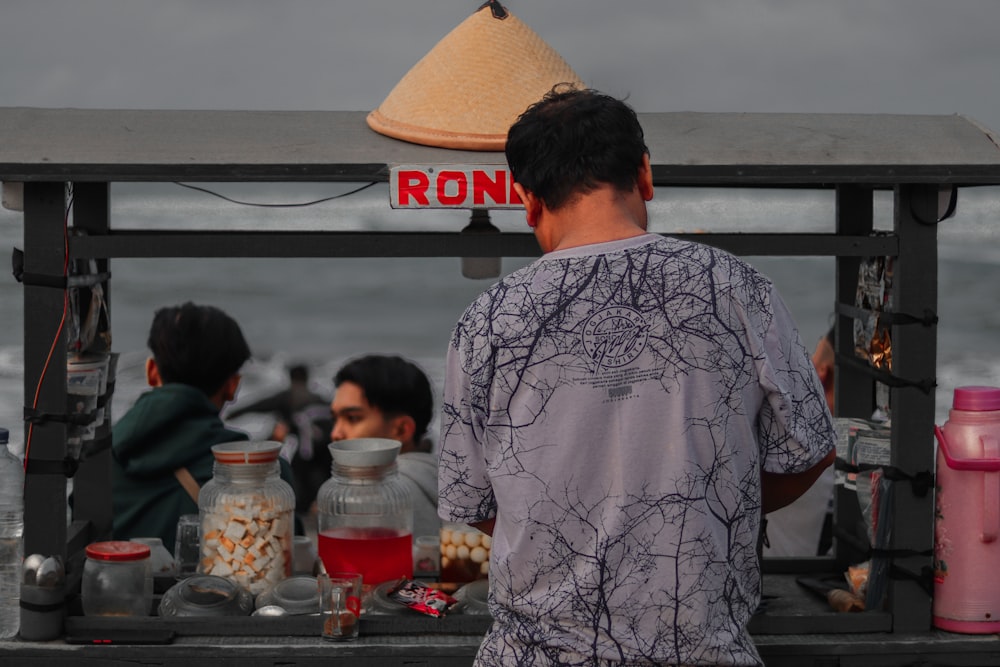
[887,184,938,631]
[22,182,69,559]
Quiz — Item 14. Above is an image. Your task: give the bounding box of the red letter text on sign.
[473,169,507,206]
[437,171,468,206]
[398,170,430,207]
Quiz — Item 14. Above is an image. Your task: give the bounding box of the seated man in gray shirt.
[330,354,440,539]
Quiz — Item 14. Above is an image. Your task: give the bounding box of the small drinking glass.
[413,535,441,578]
[174,513,201,579]
[319,571,363,641]
[293,535,317,575]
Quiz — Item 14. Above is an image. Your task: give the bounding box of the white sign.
[390,165,523,209]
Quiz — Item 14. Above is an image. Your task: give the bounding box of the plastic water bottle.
[0,427,24,639]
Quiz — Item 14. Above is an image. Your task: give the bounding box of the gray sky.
[3,0,1000,134]
[1,0,998,443]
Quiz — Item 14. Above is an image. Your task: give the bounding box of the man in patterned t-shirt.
[437,86,836,667]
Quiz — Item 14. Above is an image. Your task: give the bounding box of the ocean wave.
[0,346,23,378]
[936,357,1000,424]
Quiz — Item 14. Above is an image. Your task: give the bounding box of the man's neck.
[536,184,648,253]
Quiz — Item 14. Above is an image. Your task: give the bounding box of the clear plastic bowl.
[158,574,254,617]
[254,575,320,615]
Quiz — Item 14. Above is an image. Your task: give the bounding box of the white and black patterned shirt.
[439,234,835,666]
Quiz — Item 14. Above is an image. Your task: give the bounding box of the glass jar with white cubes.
[197,441,295,596]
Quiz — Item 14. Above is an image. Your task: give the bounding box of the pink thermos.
[933,386,1000,633]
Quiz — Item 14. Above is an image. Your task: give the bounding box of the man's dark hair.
[334,355,433,445]
[505,85,649,211]
[147,302,251,396]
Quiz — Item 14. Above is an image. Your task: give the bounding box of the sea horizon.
[1,184,998,453]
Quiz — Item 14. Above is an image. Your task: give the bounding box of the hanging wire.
[173,181,379,208]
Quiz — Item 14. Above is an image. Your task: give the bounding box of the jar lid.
[211,440,282,464]
[85,540,151,561]
[953,386,1000,412]
[329,438,401,467]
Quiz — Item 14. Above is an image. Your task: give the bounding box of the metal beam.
[832,185,877,569]
[68,183,113,542]
[68,231,898,259]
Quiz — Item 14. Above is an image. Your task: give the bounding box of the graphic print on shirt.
[581,305,649,371]
[439,236,831,666]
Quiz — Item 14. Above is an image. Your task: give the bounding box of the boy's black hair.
[334,355,433,445]
[505,85,649,211]
[147,302,251,396]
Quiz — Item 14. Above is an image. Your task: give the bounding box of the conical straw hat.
[367,2,584,151]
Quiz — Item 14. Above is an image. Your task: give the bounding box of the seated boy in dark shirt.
[112,302,297,552]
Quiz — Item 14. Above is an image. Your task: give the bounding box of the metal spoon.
[252,605,287,616]
[22,553,45,586]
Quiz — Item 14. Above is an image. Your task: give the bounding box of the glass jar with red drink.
[316,438,413,589]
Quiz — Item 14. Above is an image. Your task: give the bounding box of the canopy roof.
[1,107,1000,187]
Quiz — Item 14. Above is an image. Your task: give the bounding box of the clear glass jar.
[197,441,295,596]
[131,536,178,577]
[158,574,254,617]
[440,522,491,583]
[81,541,153,616]
[316,438,413,588]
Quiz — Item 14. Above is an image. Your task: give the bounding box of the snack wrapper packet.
[388,579,458,617]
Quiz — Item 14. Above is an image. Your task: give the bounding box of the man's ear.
[513,182,541,228]
[221,374,241,404]
[389,414,417,450]
[637,153,654,202]
[145,357,162,387]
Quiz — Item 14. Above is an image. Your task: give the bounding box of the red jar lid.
[953,386,1000,412]
[85,541,151,561]
[211,440,282,464]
